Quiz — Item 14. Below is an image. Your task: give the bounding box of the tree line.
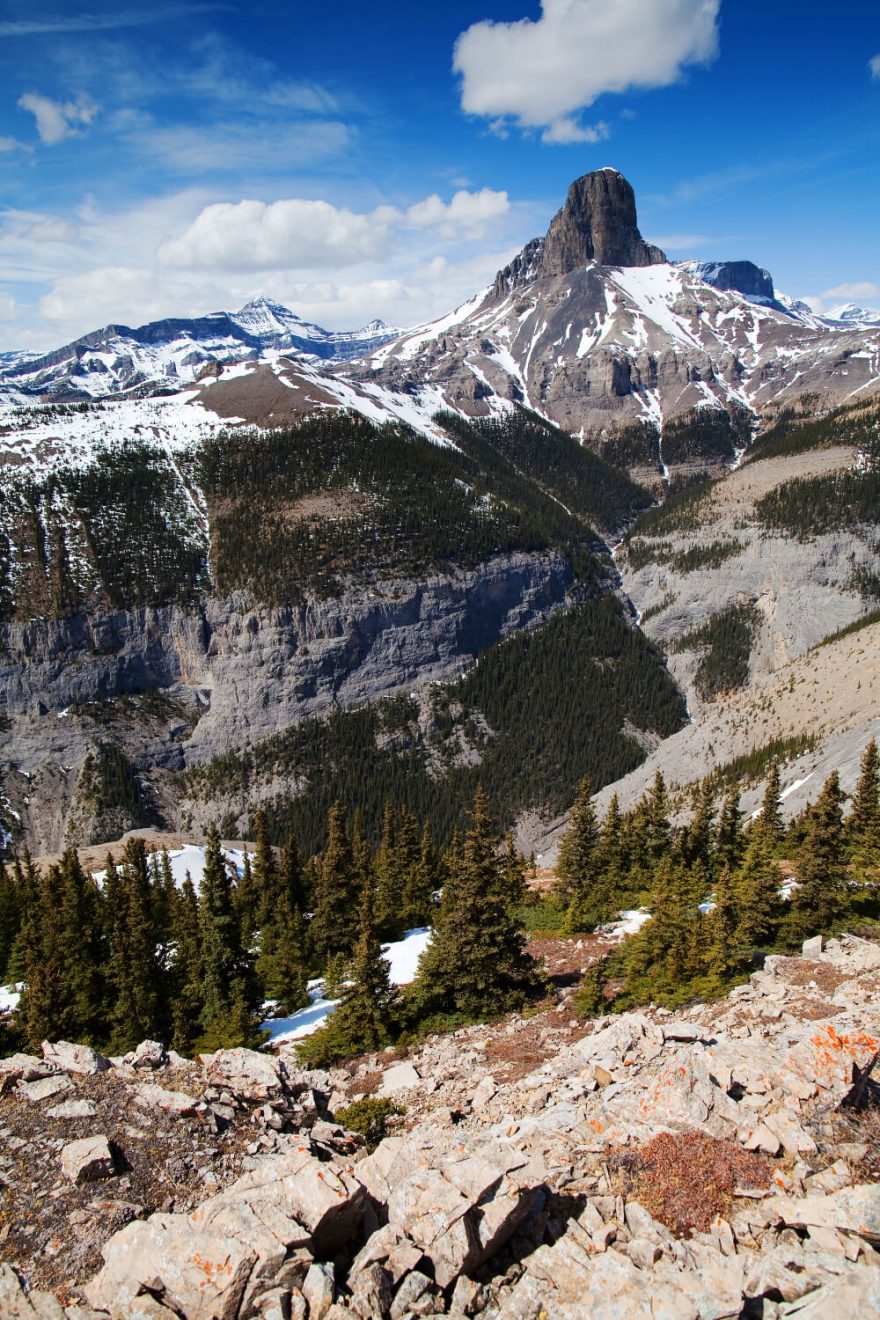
[0,793,538,1065]
[556,740,880,1013]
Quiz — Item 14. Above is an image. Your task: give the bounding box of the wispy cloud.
[17,92,98,145]
[0,6,227,37]
[870,54,880,80]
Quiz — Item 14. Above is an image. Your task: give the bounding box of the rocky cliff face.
[495,169,666,297]
[0,551,576,853]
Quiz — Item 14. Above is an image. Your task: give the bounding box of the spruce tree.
[412,789,541,1020]
[499,833,528,915]
[0,862,21,984]
[847,738,880,870]
[255,833,309,1015]
[645,772,672,869]
[197,826,264,1049]
[715,786,745,875]
[555,778,600,907]
[310,803,360,967]
[298,876,398,1067]
[790,771,850,939]
[373,801,401,940]
[107,838,163,1052]
[169,875,203,1055]
[735,831,782,948]
[755,763,784,849]
[708,864,740,981]
[679,781,714,872]
[400,821,440,931]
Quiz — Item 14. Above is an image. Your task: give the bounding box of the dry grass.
[611,1131,772,1237]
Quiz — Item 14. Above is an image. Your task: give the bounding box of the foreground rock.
[0,934,877,1316]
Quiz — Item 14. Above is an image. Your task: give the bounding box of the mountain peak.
[494,168,666,296]
[541,170,667,275]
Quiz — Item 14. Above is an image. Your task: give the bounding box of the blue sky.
[1,0,878,350]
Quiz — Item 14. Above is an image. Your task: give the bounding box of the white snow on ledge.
[264,927,432,1045]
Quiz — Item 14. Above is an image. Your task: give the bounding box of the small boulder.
[204,1048,288,1103]
[61,1136,117,1184]
[802,935,824,958]
[131,1040,168,1070]
[378,1062,421,1096]
[134,1083,200,1117]
[42,1041,110,1075]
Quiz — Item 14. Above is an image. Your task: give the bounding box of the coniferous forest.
[2,741,878,1068]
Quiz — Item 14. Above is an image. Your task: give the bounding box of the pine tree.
[755,763,784,849]
[298,876,398,1067]
[412,789,541,1020]
[310,803,360,967]
[735,831,782,948]
[790,771,850,939]
[847,738,880,870]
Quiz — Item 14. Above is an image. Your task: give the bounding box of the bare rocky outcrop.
[0,935,878,1317]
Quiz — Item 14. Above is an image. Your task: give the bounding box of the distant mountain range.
[0,296,397,401]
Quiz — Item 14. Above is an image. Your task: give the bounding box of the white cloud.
[39,266,192,326]
[0,136,27,153]
[870,54,880,79]
[128,120,350,172]
[17,92,98,145]
[0,290,16,322]
[649,233,715,250]
[453,0,720,137]
[541,118,610,145]
[402,188,510,237]
[804,280,880,315]
[158,189,510,271]
[21,218,79,243]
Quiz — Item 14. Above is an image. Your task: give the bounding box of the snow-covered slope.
[0,297,398,403]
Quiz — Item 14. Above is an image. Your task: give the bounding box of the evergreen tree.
[499,833,528,915]
[255,832,309,1015]
[310,803,360,967]
[555,778,600,907]
[400,821,440,931]
[735,831,782,949]
[107,838,163,1052]
[645,772,673,870]
[373,801,401,940]
[755,763,784,848]
[708,865,740,981]
[18,851,105,1048]
[197,826,264,1049]
[679,781,714,872]
[298,876,398,1067]
[847,738,880,869]
[715,786,745,875]
[169,874,203,1055]
[790,772,850,938]
[412,789,541,1020]
[0,862,21,984]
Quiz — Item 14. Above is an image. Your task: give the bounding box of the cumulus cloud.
[804,280,880,315]
[453,0,720,138]
[158,189,510,271]
[21,217,79,243]
[541,117,610,145]
[17,92,98,145]
[39,266,189,326]
[870,55,880,79]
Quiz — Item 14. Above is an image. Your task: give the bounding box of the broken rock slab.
[42,1041,110,1075]
[203,1048,289,1103]
[84,1213,256,1319]
[61,1136,117,1185]
[134,1083,201,1117]
[18,1074,74,1104]
[46,1097,98,1120]
[378,1062,421,1096]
